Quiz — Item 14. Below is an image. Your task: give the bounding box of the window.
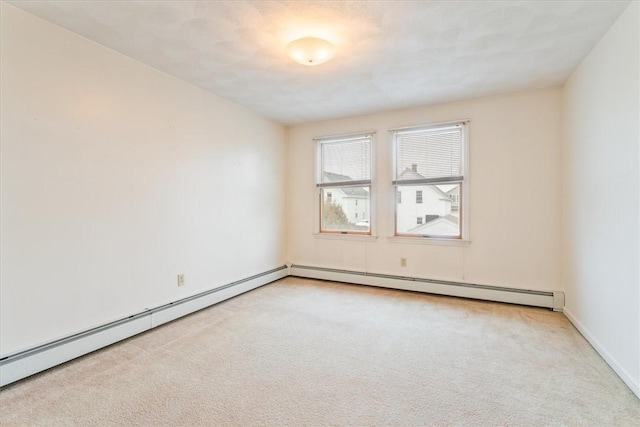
[392,121,467,239]
[397,190,402,204]
[317,133,372,234]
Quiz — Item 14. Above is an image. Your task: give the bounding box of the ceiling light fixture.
[286,37,335,66]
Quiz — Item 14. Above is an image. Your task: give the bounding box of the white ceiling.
[8,1,631,125]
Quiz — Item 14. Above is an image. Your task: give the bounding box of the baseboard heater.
[0,265,288,387]
[290,264,564,312]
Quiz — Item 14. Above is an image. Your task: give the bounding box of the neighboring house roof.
[323,171,352,183]
[398,168,425,181]
[443,185,459,195]
[323,171,369,198]
[340,187,369,198]
[408,215,459,236]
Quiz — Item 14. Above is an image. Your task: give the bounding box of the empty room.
[1,0,639,425]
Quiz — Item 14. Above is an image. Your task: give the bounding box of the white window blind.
[318,135,372,187]
[393,124,464,185]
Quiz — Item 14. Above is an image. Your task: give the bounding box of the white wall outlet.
[177,274,185,287]
[400,257,407,267]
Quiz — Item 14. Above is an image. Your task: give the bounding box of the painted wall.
[287,88,563,292]
[561,1,639,397]
[0,4,286,356]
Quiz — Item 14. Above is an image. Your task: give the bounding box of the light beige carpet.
[1,277,639,426]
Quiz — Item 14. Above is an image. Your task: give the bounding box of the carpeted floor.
[1,277,639,426]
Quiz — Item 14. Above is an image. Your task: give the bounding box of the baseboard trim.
[0,264,568,388]
[563,308,640,399]
[290,264,564,311]
[0,265,288,387]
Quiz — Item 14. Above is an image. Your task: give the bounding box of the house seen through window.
[316,133,372,234]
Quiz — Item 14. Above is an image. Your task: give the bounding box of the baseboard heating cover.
[0,265,288,387]
[290,264,564,312]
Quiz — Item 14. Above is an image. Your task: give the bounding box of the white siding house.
[396,167,459,235]
[323,172,370,224]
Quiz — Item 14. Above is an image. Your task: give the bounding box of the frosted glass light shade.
[286,37,335,66]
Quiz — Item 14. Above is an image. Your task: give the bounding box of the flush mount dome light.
[286,37,335,66]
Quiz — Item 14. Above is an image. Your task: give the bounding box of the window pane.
[395,184,461,237]
[395,126,463,182]
[321,136,371,184]
[321,187,370,232]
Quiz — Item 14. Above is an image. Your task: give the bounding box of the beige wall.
[0,4,286,355]
[562,1,639,396]
[287,88,563,292]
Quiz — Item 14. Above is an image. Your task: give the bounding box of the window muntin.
[317,133,372,235]
[393,122,466,239]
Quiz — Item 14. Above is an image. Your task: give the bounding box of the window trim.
[315,131,376,237]
[386,235,470,246]
[390,119,470,242]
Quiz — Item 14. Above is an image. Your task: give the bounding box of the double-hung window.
[316,133,372,235]
[392,121,468,239]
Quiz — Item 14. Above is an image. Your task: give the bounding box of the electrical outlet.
[400,257,407,267]
[177,274,185,287]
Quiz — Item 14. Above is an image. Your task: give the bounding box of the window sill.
[313,233,378,242]
[386,236,470,247]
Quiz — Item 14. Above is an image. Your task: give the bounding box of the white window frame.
[389,120,470,245]
[314,131,376,238]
